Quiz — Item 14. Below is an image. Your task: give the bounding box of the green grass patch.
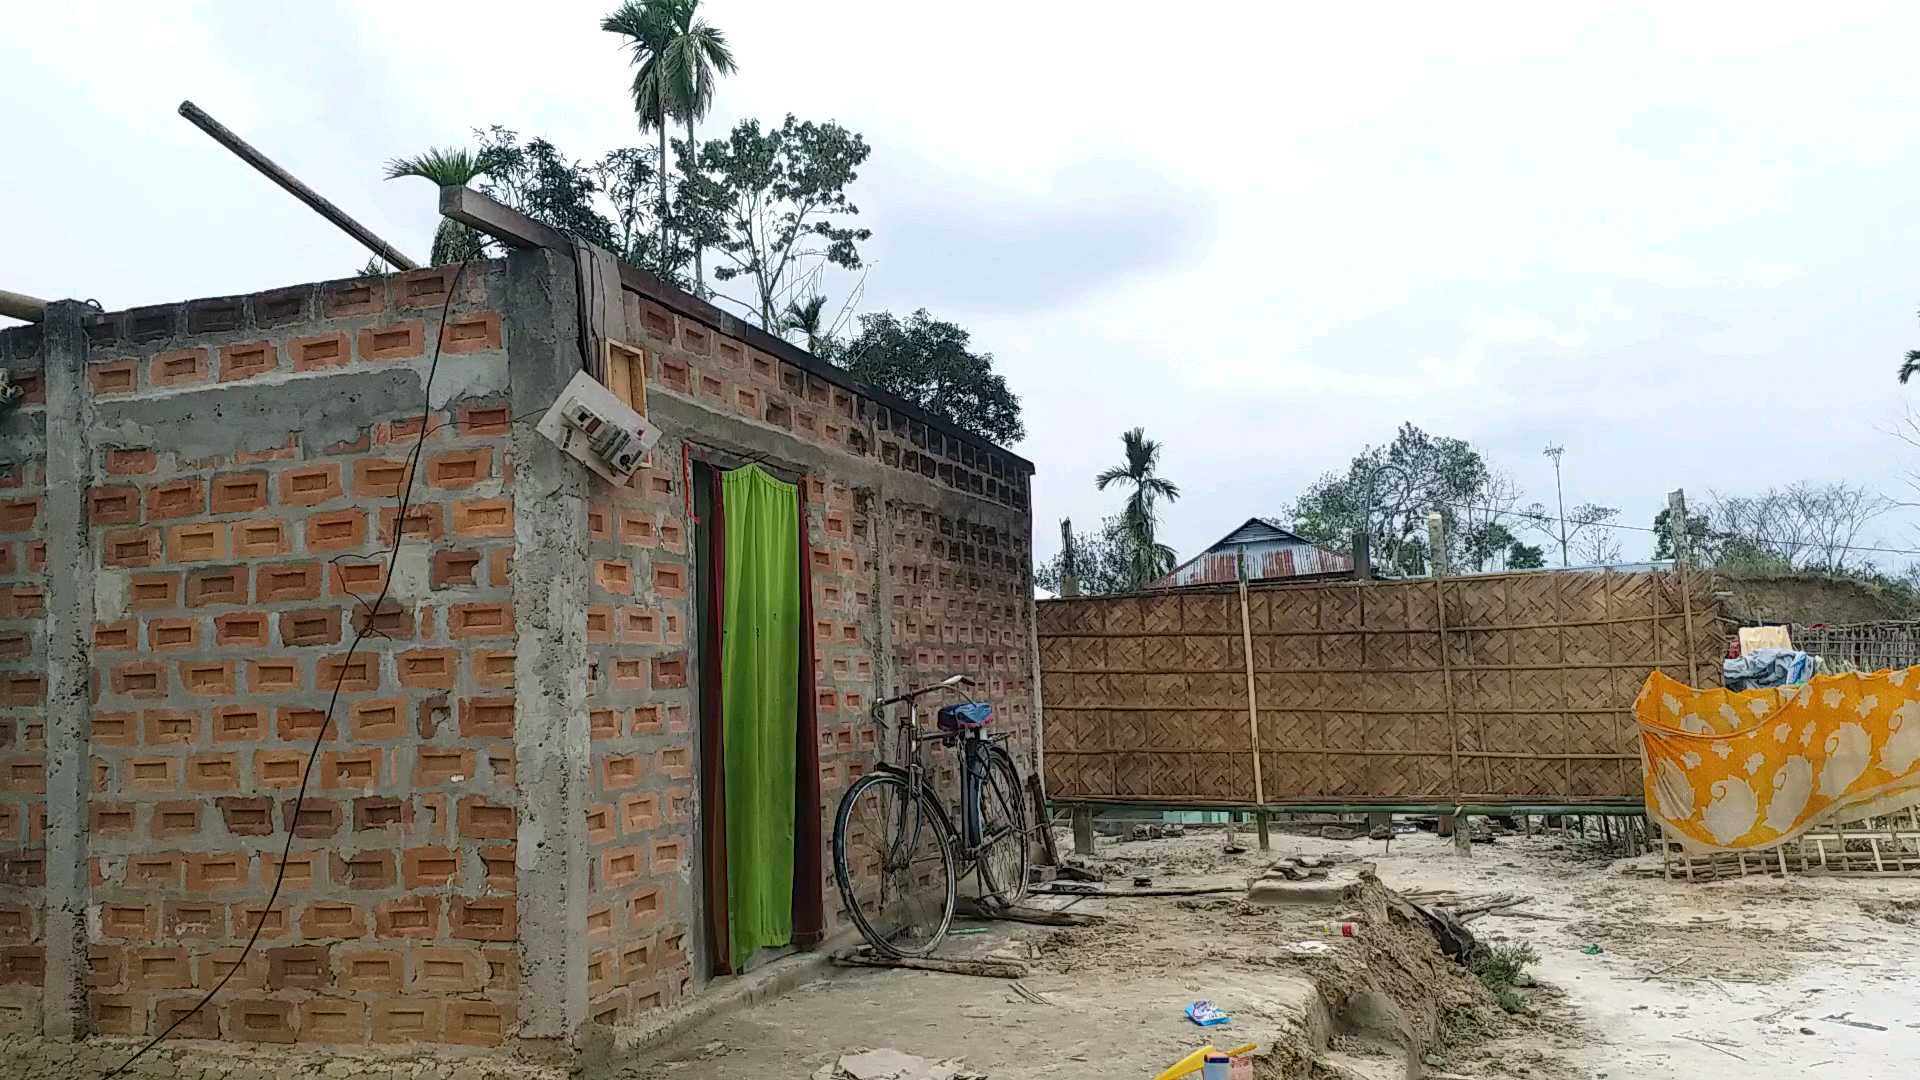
[1468,942,1539,1015]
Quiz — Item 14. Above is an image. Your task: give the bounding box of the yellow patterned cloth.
[1635,668,1920,851]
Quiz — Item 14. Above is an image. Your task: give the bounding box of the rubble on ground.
[809,1048,985,1080]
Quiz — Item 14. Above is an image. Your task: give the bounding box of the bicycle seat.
[937,702,993,732]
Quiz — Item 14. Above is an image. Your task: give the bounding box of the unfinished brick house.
[0,197,1034,1054]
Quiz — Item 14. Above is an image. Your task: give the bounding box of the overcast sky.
[7,2,1920,568]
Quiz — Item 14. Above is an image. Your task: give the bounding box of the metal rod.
[177,100,420,271]
[0,290,47,324]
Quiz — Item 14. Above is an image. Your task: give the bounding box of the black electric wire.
[101,260,470,1079]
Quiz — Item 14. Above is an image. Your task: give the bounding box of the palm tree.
[605,0,735,293]
[1095,427,1181,590]
[782,295,831,355]
[659,0,735,295]
[603,1,678,273]
[383,147,499,264]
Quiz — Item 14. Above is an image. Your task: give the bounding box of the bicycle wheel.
[833,772,957,958]
[972,745,1031,911]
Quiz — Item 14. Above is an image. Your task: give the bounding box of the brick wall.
[0,245,1031,1055]
[73,265,521,1046]
[590,281,1034,968]
[579,427,695,1025]
[0,323,48,1034]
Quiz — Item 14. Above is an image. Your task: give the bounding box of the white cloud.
[7,1,1920,565]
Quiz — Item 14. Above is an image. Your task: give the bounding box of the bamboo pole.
[1428,512,1468,855]
[1670,489,1700,686]
[177,100,420,271]
[0,290,48,324]
[1238,571,1266,807]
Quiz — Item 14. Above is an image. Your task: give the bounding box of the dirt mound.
[1247,874,1585,1079]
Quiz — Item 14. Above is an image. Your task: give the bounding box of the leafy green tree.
[1462,521,1518,572]
[1293,424,1511,576]
[1034,517,1136,596]
[434,128,685,282]
[382,146,500,264]
[1096,428,1180,590]
[1652,506,1712,562]
[835,310,1023,443]
[680,115,873,330]
[471,128,617,249]
[1506,541,1546,569]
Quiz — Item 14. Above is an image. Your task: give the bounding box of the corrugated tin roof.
[1215,517,1309,547]
[1150,517,1352,588]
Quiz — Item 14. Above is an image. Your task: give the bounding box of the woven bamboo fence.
[1038,567,1723,806]
[1792,621,1920,673]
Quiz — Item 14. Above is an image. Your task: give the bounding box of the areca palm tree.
[658,0,734,294]
[382,147,499,264]
[603,1,677,272]
[1095,427,1181,590]
[604,0,735,292]
[782,294,831,355]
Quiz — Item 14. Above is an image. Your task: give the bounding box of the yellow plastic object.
[1154,1043,1257,1080]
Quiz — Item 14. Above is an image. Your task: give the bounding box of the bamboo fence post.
[1669,489,1699,686]
[1238,572,1266,807]
[1429,512,1470,856]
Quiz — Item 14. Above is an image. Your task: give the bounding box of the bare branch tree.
[1705,481,1895,574]
[1572,525,1624,567]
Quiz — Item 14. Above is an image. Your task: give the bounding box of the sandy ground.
[605,822,1920,1079]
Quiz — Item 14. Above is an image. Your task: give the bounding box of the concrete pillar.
[506,251,591,1041]
[1453,811,1472,856]
[1255,811,1271,852]
[39,301,90,1040]
[1071,807,1094,855]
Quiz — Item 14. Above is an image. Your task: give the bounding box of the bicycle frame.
[873,680,1010,866]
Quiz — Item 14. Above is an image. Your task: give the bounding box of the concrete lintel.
[505,248,591,1040]
[39,301,92,1039]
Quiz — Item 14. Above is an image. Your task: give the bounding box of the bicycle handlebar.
[871,675,976,716]
[879,672,983,707]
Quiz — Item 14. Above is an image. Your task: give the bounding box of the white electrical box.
[535,370,664,485]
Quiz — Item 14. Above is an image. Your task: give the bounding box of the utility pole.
[1544,444,1568,567]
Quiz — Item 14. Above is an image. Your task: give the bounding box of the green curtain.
[720,464,800,963]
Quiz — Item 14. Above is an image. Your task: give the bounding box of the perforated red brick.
[219,340,276,382]
[150,348,209,388]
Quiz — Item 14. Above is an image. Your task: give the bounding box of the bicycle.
[831,674,1031,958]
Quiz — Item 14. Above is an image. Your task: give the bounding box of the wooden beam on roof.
[0,290,48,324]
[439,185,571,252]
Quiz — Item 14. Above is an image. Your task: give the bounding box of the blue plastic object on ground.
[1186,1000,1230,1026]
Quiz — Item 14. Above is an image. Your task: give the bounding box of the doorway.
[691,454,824,978]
